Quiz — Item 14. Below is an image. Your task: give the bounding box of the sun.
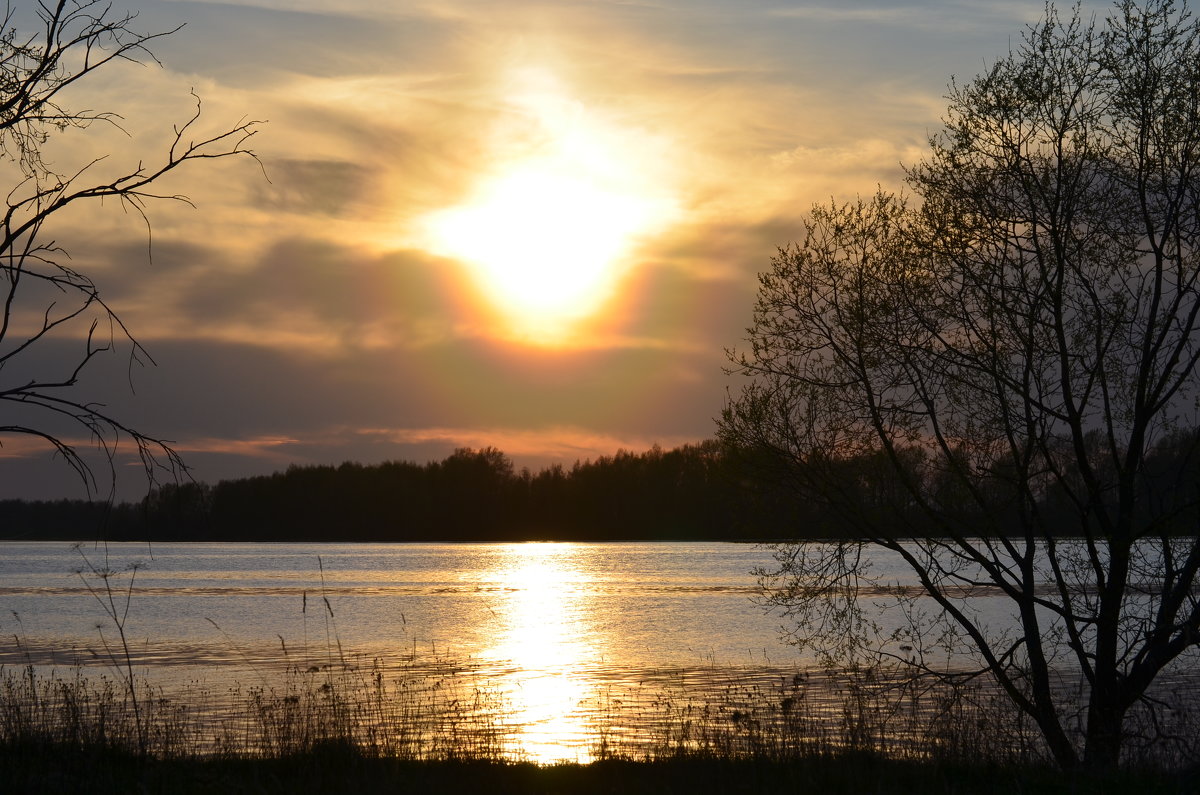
[426,164,657,334]
[421,70,675,343]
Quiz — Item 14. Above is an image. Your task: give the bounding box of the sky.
[0,0,1071,500]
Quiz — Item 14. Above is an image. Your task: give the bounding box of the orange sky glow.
[0,0,1063,498]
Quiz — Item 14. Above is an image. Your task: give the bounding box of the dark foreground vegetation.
[5,747,1195,795]
[4,429,1200,542]
[1,656,1196,795]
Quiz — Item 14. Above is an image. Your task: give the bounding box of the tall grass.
[585,665,1041,765]
[6,653,1190,767]
[2,655,1198,794]
[0,653,511,760]
[231,656,509,760]
[0,664,204,758]
[1,552,1196,792]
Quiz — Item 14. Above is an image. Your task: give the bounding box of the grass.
[3,740,1197,794]
[2,551,1195,793]
[1,656,1198,794]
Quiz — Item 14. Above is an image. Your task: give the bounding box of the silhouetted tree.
[722,0,1200,770]
[2,440,838,541]
[140,481,210,538]
[0,1,259,498]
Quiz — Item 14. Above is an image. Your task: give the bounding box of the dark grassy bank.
[2,655,1198,795]
[2,744,1197,795]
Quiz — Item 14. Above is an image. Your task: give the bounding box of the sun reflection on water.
[484,542,600,763]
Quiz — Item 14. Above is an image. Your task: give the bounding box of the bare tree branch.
[0,0,262,500]
[723,0,1200,771]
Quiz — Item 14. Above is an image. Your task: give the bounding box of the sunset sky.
[1,0,1073,499]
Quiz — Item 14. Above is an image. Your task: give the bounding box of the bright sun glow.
[422,69,676,343]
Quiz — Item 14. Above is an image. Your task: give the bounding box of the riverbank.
[2,657,1197,795]
[3,743,1196,794]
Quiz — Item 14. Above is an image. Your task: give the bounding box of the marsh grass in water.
[589,665,1064,765]
[2,552,1197,792]
[3,656,1199,794]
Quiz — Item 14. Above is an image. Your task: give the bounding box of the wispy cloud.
[0,0,1040,496]
[353,425,706,464]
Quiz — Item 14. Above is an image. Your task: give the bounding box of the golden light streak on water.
[484,542,599,762]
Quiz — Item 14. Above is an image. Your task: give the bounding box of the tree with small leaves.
[723,0,1200,770]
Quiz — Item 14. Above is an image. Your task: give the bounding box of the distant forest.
[0,442,803,542]
[2,433,1197,542]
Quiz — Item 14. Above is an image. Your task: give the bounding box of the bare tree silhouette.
[723,0,1200,770]
[0,0,260,497]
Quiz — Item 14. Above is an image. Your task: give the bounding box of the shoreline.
[4,744,1196,794]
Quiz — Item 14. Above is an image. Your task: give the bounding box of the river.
[1,540,1194,762]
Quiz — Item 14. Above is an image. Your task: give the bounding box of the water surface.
[0,541,803,760]
[3,539,1192,762]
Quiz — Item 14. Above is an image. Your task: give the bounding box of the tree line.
[3,431,1197,542]
[0,442,777,542]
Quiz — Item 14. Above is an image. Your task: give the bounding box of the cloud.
[54,235,473,353]
[0,326,732,497]
[764,1,1041,33]
[351,425,706,465]
[0,0,1055,498]
[251,159,377,217]
[175,435,305,458]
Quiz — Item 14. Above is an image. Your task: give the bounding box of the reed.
[223,656,510,761]
[583,665,1042,765]
[3,654,1190,764]
[1,554,1195,791]
[2,655,1198,794]
[0,664,205,759]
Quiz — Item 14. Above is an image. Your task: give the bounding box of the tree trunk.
[1083,697,1125,770]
